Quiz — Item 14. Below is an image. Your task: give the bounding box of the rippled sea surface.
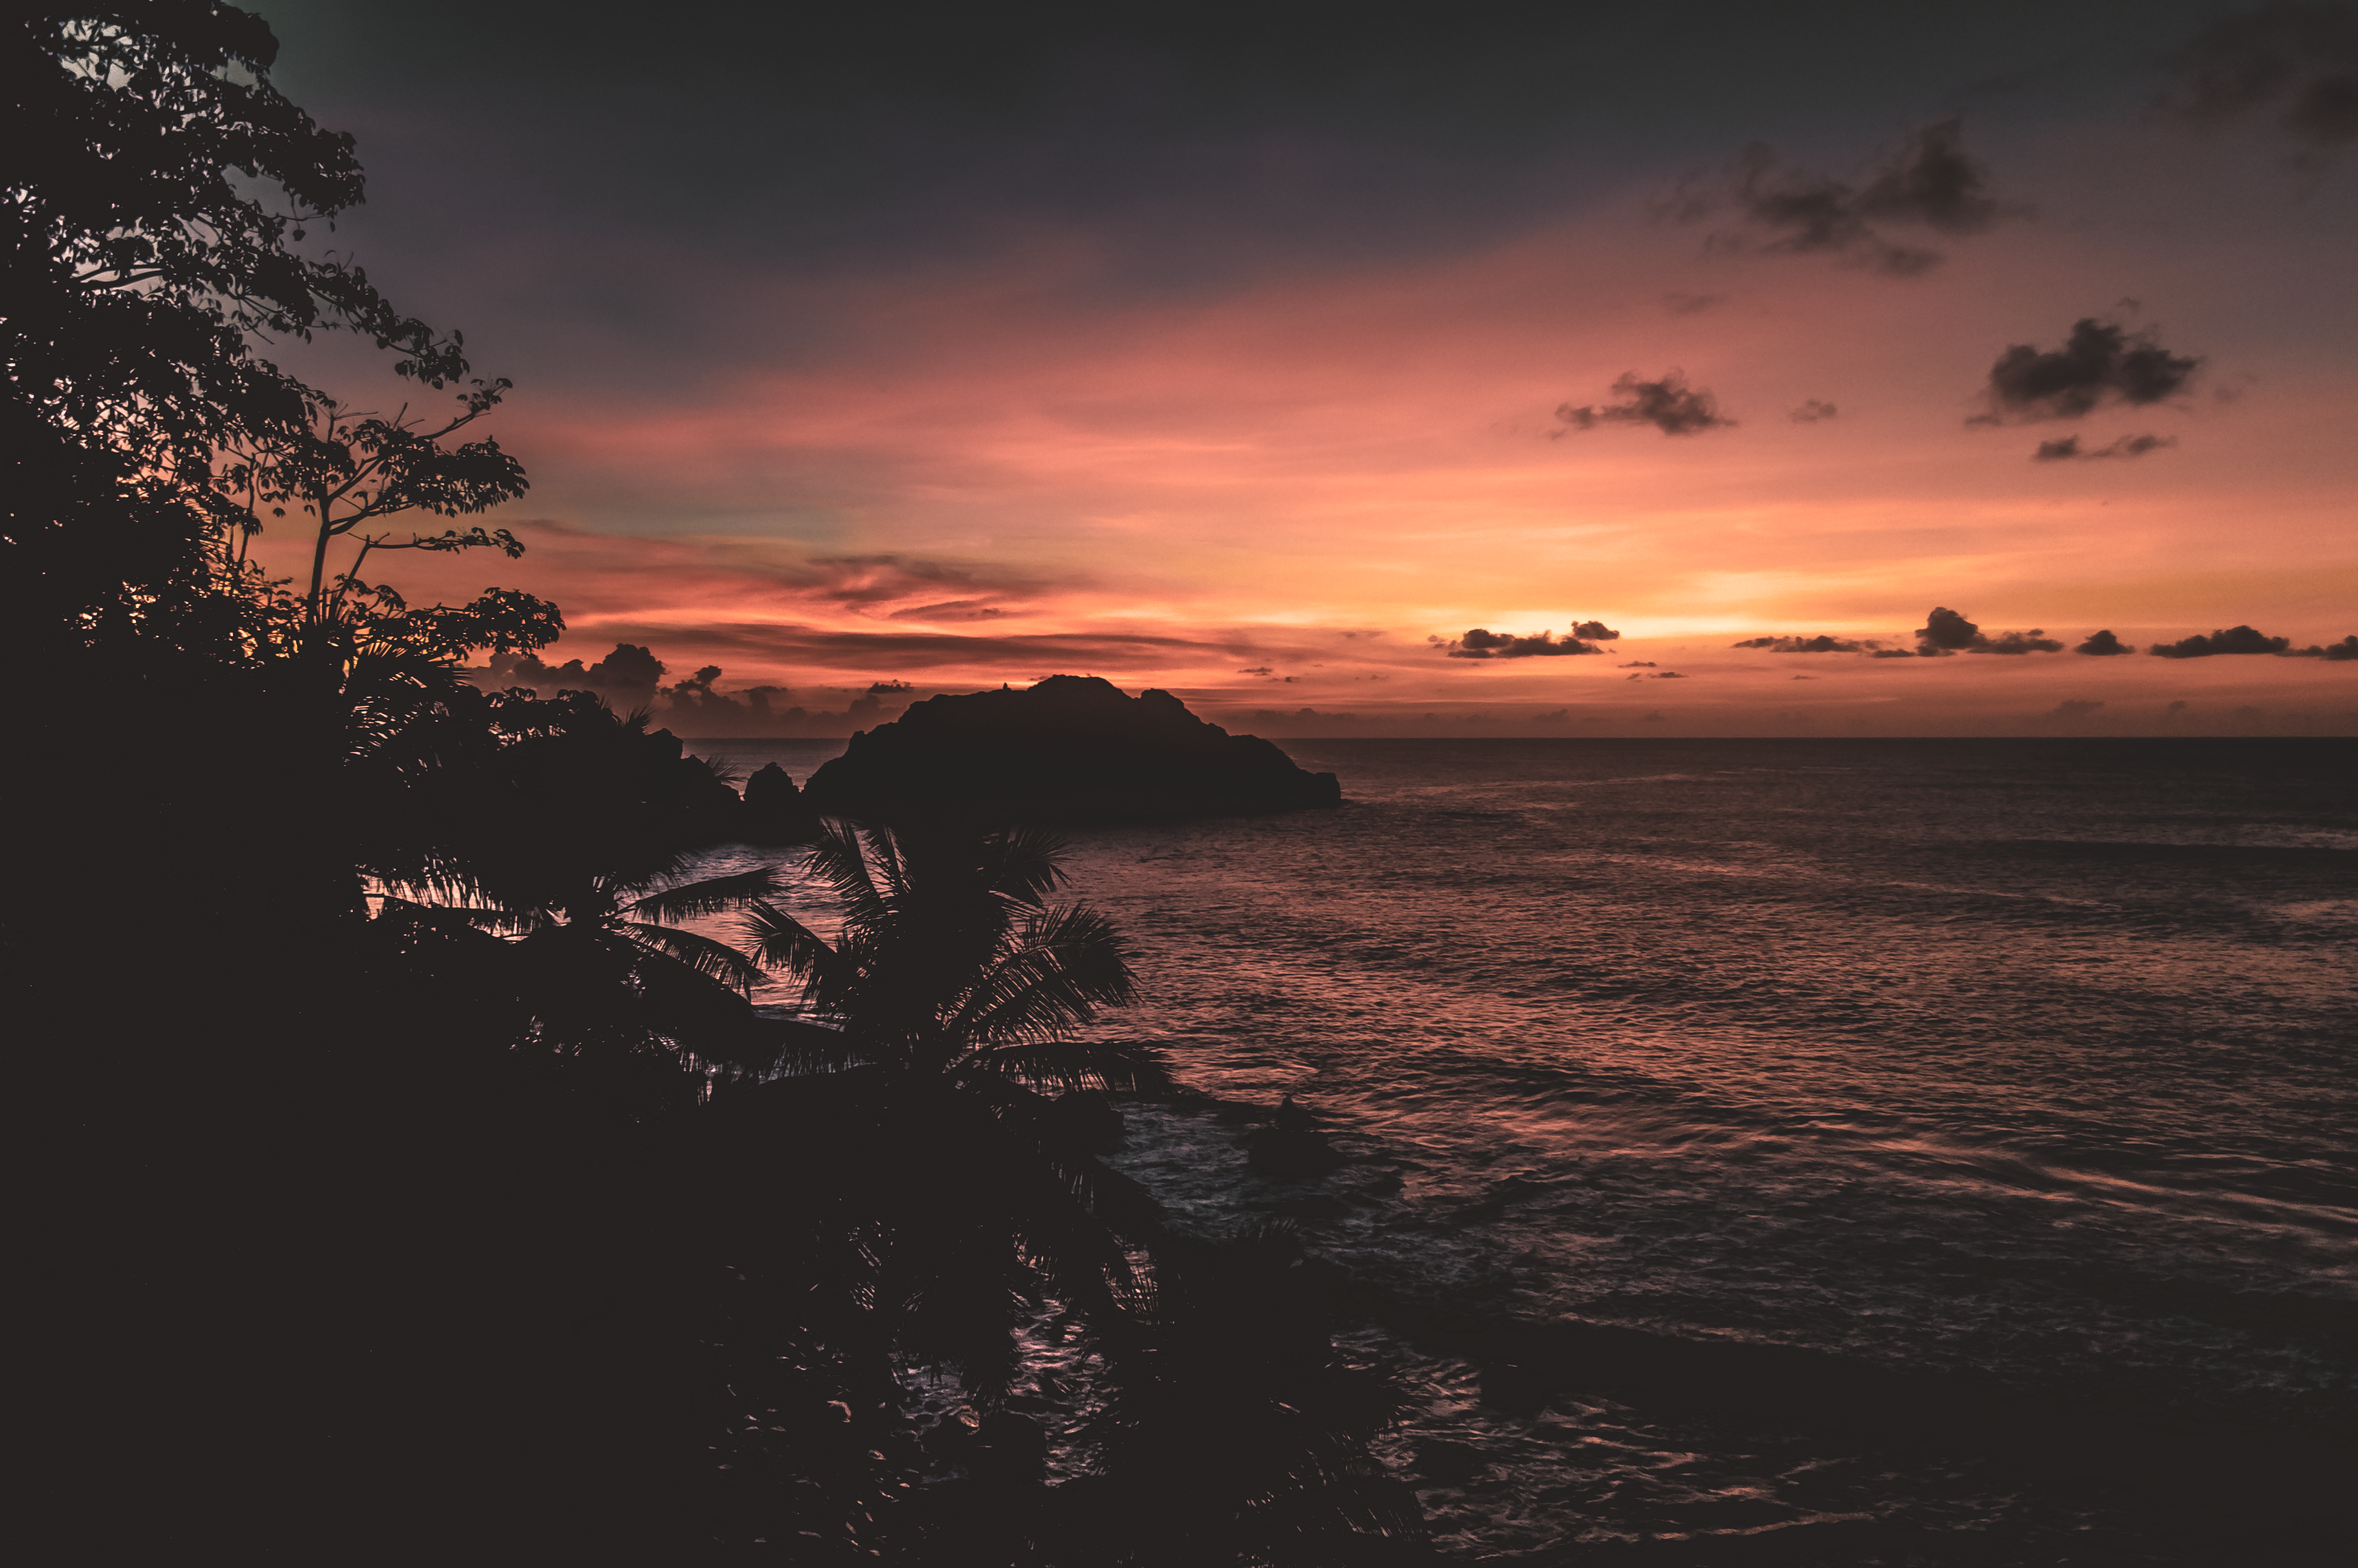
[696,735,2358,1562]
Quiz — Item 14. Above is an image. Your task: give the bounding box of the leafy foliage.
[11,10,1422,1558]
[746,822,1171,1390]
[750,821,1162,1090]
[361,688,778,1094]
[4,1,538,662]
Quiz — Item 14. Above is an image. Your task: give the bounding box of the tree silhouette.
[746,820,1171,1389]
[10,11,1421,1557]
[9,4,497,646]
[218,376,530,623]
[359,689,781,1090]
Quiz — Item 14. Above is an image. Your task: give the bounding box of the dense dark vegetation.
[5,5,1419,1558]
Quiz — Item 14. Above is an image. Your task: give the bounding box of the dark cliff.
[801,675,1342,823]
[740,762,822,844]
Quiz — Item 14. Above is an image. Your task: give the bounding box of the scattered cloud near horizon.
[1722,609,2358,662]
[1436,623,1620,659]
[1732,634,1883,653]
[2152,624,2290,657]
[2033,433,2176,461]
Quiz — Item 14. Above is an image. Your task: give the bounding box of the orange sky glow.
[256,3,2357,734]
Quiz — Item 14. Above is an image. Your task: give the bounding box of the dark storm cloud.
[1731,634,1882,652]
[2031,433,2177,461]
[2150,625,2293,657]
[1974,319,2203,423]
[2158,4,2358,155]
[1789,399,1838,423]
[1435,626,1614,659]
[1555,372,1733,436]
[1571,620,1620,642]
[2075,629,2132,655]
[1913,607,2062,655]
[2286,635,2358,660]
[1678,120,2008,276]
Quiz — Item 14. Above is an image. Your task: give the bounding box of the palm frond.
[625,865,780,922]
[625,943,779,1070]
[799,821,891,931]
[619,919,767,994]
[948,903,1138,1047]
[770,1013,866,1075]
[370,890,535,936]
[961,1034,1174,1096]
[863,822,913,907]
[595,848,697,903]
[742,899,847,987]
[988,824,1071,907]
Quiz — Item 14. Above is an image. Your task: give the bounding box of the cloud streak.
[2032,433,2177,461]
[1555,371,1733,436]
[1731,634,1881,652]
[1681,120,2009,276]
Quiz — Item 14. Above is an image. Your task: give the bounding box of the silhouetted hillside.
[804,676,1343,822]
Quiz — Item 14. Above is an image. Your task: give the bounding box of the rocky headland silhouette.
[739,761,823,843]
[802,675,1343,823]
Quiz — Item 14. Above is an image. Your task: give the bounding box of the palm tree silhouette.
[366,691,783,1096]
[743,820,1171,1390]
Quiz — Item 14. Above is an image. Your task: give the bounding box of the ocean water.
[688,736,2358,1561]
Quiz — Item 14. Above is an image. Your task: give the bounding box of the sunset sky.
[254,0,2356,733]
